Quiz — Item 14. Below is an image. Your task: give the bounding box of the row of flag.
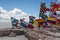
[11,16,35,29]
[11,16,58,29]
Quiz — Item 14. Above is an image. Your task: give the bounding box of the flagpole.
[10,15,13,28]
[10,17,13,28]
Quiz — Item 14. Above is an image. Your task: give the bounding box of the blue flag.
[11,17,19,25]
[29,16,35,24]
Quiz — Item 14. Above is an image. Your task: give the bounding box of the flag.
[39,13,43,18]
[50,2,60,11]
[11,17,19,28]
[20,21,28,28]
[29,16,35,24]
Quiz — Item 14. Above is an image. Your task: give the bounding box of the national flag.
[29,16,35,24]
[11,17,19,28]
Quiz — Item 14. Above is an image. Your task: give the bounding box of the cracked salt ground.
[0,35,28,40]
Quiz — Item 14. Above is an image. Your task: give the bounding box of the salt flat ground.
[0,22,28,40]
[0,35,28,40]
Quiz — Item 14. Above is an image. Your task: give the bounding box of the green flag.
[39,13,43,18]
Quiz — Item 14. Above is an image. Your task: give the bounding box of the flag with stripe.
[11,17,19,28]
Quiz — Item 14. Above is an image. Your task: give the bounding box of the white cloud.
[0,7,29,22]
[0,7,7,14]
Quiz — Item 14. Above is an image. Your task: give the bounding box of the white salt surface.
[0,35,28,40]
[0,22,28,40]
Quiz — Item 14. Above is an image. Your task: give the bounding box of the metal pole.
[11,17,13,28]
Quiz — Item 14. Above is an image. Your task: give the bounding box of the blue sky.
[0,0,57,17]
